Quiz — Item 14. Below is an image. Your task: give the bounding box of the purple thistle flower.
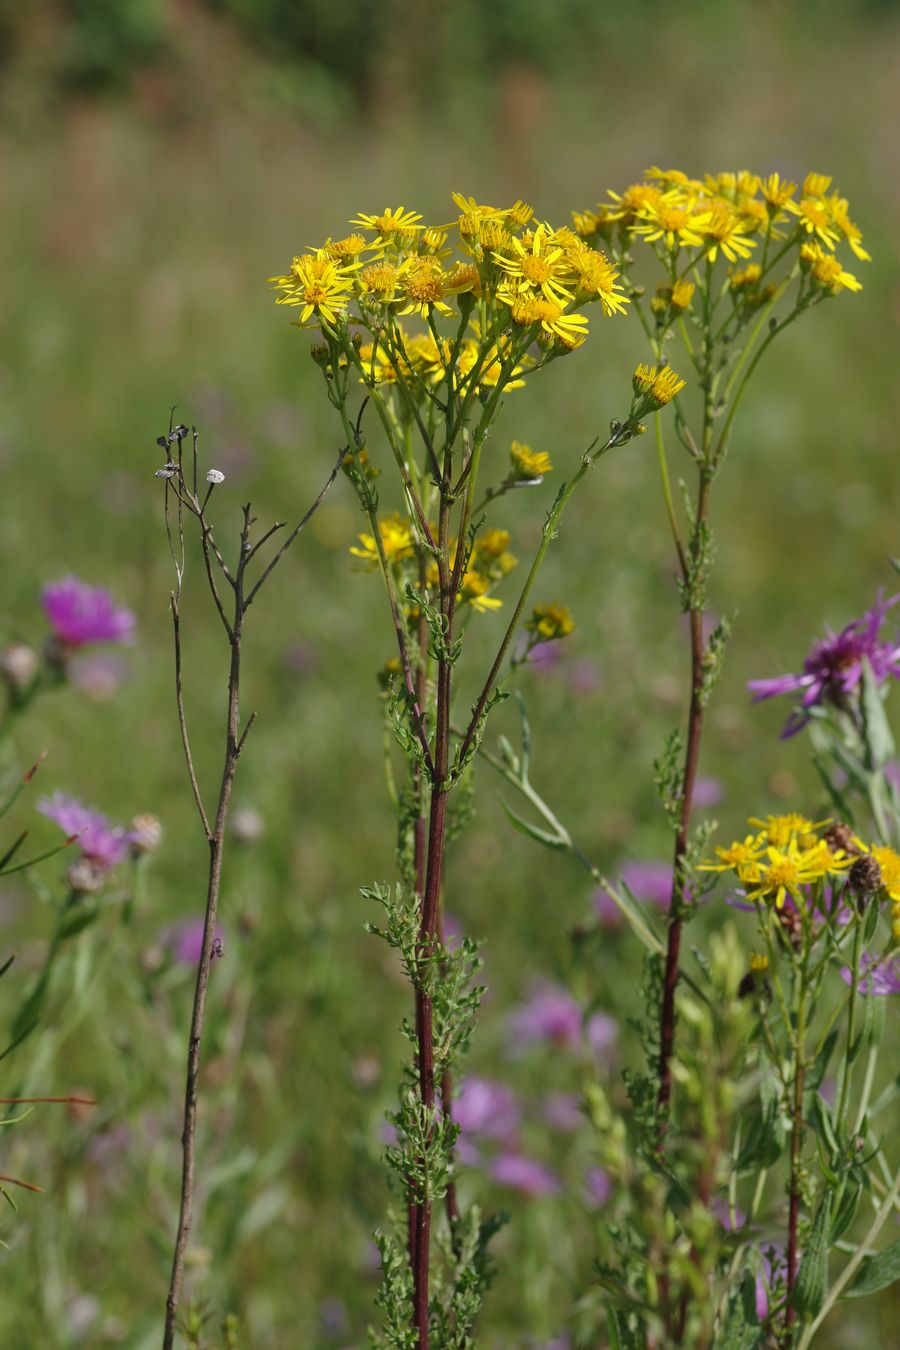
[507,981,617,1058]
[748,593,900,738]
[42,576,135,648]
[454,1076,521,1144]
[840,953,900,996]
[38,792,132,868]
[488,1151,561,1196]
[161,918,225,966]
[583,1166,613,1208]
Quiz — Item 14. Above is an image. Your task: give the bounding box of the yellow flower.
[349,513,414,570]
[606,182,663,222]
[526,603,575,641]
[826,195,872,261]
[505,200,535,229]
[323,233,371,263]
[788,196,841,248]
[744,839,833,909]
[870,845,900,903]
[748,813,827,849]
[404,333,451,384]
[699,835,767,883]
[351,206,423,238]
[701,203,758,262]
[492,224,575,306]
[671,278,696,309]
[799,242,862,294]
[571,207,602,238]
[630,198,712,251]
[730,263,763,290]
[509,441,552,480]
[750,951,770,973]
[358,261,401,303]
[499,286,589,348]
[759,173,797,211]
[802,172,833,198]
[451,192,506,222]
[459,570,502,612]
[474,528,511,559]
[271,252,356,327]
[457,335,529,390]
[395,256,455,318]
[567,248,630,316]
[633,363,686,407]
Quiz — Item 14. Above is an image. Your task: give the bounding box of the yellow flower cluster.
[701,813,854,910]
[526,603,575,642]
[574,168,869,297]
[271,192,629,367]
[348,515,516,616]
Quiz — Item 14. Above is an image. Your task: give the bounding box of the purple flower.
[161,918,225,966]
[748,593,900,738]
[596,860,674,925]
[38,792,132,868]
[507,982,617,1058]
[542,1093,583,1132]
[583,1166,613,1208]
[42,577,135,648]
[68,652,129,700]
[693,776,724,809]
[488,1152,560,1196]
[454,1076,521,1143]
[840,953,900,996]
[527,641,563,675]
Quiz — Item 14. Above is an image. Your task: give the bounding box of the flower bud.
[68,857,107,895]
[848,853,882,909]
[0,643,39,690]
[130,814,163,855]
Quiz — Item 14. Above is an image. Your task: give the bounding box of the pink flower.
[488,1152,560,1196]
[840,953,900,996]
[507,981,617,1058]
[42,577,135,648]
[161,918,225,966]
[454,1077,521,1144]
[583,1166,612,1208]
[38,792,132,868]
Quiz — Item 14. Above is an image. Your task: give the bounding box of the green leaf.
[807,1029,838,1093]
[790,1190,831,1319]
[497,797,567,850]
[845,1236,900,1298]
[830,1181,862,1246]
[716,1272,762,1349]
[859,657,894,769]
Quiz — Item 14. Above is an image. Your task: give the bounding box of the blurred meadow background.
[1,1,899,1345]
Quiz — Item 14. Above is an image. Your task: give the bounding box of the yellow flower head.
[633,363,686,407]
[699,834,766,883]
[271,252,356,327]
[493,224,575,306]
[744,838,832,910]
[358,261,401,303]
[760,173,797,210]
[509,440,552,480]
[630,197,712,251]
[799,242,862,294]
[349,513,414,570]
[748,813,827,849]
[826,195,871,261]
[396,256,454,318]
[526,602,575,642]
[750,951,770,973]
[351,206,423,239]
[802,172,833,199]
[459,570,502,613]
[730,263,763,291]
[567,248,630,316]
[701,203,758,263]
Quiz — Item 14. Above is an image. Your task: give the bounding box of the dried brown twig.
[159,426,342,1349]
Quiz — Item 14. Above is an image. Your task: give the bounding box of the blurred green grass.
[1,3,899,1345]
